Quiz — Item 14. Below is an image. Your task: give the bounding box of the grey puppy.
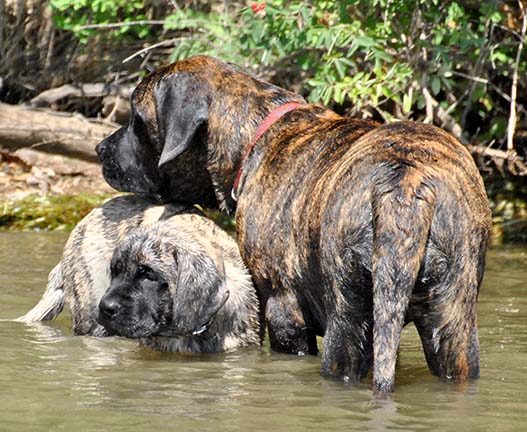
[16,195,261,353]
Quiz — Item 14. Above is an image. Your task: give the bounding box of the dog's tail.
[15,264,65,322]
[371,173,435,394]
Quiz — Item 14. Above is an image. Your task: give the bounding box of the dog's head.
[96,56,304,210]
[97,223,229,339]
[96,58,218,207]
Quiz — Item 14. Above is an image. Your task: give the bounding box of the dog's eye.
[136,265,156,281]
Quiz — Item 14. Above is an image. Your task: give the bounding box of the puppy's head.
[95,57,218,207]
[97,223,229,339]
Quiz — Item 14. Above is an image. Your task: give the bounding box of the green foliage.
[0,194,113,231]
[202,209,236,236]
[164,1,417,112]
[50,0,151,42]
[51,0,526,145]
[161,0,523,143]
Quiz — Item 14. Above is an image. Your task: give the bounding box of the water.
[0,231,526,431]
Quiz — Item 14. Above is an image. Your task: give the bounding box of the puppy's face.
[97,226,229,339]
[95,61,218,208]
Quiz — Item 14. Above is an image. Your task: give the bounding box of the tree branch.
[507,1,527,151]
[29,83,134,107]
[413,81,467,142]
[467,145,527,176]
[122,39,178,63]
[78,20,166,30]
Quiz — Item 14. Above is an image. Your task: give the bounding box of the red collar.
[231,102,303,200]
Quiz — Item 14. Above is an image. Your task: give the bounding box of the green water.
[0,232,526,431]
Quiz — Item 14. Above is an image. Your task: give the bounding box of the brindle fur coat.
[96,56,492,392]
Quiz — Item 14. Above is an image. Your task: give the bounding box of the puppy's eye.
[111,261,124,278]
[136,265,157,281]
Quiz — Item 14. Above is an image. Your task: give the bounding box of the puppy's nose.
[99,297,120,318]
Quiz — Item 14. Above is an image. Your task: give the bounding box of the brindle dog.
[16,195,260,353]
[96,56,492,392]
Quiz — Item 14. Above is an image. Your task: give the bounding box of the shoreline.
[0,158,524,245]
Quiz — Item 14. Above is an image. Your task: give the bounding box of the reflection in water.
[0,232,526,431]
[365,399,399,431]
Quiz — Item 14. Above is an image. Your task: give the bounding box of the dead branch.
[467,145,527,176]
[29,83,134,107]
[122,39,178,63]
[78,20,166,30]
[0,102,117,161]
[12,147,103,176]
[0,0,5,60]
[412,80,527,175]
[507,1,527,151]
[413,81,468,143]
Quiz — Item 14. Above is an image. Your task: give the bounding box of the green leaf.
[355,36,377,48]
[431,76,441,95]
[402,92,412,113]
[334,58,348,79]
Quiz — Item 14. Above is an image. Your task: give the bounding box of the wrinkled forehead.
[130,56,231,119]
[130,65,188,120]
[131,231,165,258]
[114,227,160,256]
[131,70,163,120]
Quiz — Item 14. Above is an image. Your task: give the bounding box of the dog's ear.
[153,73,209,169]
[171,246,229,336]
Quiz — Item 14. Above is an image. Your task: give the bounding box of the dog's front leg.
[265,292,318,355]
[321,312,373,383]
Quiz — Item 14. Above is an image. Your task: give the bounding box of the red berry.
[251,3,265,14]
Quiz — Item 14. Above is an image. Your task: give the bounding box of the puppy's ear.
[171,247,229,336]
[154,73,209,169]
[200,241,226,281]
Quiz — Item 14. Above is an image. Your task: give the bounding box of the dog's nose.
[99,297,120,318]
[95,141,105,157]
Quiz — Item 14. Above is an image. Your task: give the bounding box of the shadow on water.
[0,231,526,431]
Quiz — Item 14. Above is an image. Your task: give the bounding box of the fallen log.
[10,148,103,176]
[0,102,118,162]
[29,83,134,107]
[29,83,134,123]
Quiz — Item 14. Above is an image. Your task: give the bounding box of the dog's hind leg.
[414,303,479,381]
[265,291,318,355]
[413,240,486,381]
[15,264,65,322]
[321,307,373,382]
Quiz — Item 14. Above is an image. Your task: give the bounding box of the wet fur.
[17,195,260,353]
[96,56,492,391]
